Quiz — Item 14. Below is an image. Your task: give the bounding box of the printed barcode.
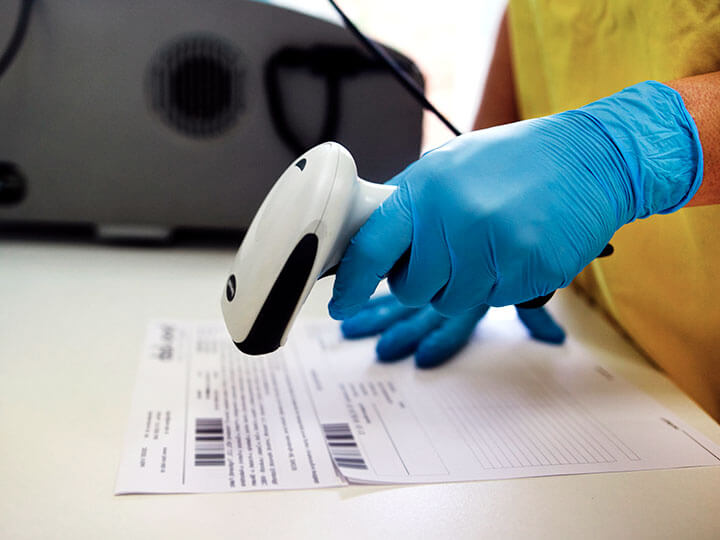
[322,422,367,470]
[194,417,225,467]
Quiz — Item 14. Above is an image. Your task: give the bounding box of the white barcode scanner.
[221,142,396,355]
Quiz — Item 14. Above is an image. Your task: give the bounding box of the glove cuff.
[578,80,703,221]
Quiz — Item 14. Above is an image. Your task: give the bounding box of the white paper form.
[115,321,343,494]
[292,317,720,484]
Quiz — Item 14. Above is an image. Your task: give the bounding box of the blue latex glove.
[341,294,565,368]
[329,81,703,319]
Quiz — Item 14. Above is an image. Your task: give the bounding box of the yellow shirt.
[508,0,720,421]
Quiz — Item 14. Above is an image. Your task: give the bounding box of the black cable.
[0,0,34,81]
[327,0,462,137]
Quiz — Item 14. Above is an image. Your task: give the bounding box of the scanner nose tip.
[233,340,279,356]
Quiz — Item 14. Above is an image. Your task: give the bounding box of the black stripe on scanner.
[234,233,319,355]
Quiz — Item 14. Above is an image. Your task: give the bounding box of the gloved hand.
[341,294,565,368]
[329,81,703,319]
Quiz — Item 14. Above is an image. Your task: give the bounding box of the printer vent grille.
[149,35,245,137]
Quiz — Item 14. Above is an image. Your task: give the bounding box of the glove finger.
[376,306,444,362]
[341,296,418,339]
[515,306,566,344]
[386,228,450,308]
[429,230,498,316]
[415,305,489,369]
[329,184,413,320]
[355,293,397,310]
[430,266,496,317]
[386,174,452,307]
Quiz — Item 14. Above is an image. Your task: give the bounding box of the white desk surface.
[1,238,719,540]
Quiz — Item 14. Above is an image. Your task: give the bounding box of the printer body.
[0,0,423,238]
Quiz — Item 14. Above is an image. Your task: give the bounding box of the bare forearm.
[667,72,720,207]
[473,10,519,130]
